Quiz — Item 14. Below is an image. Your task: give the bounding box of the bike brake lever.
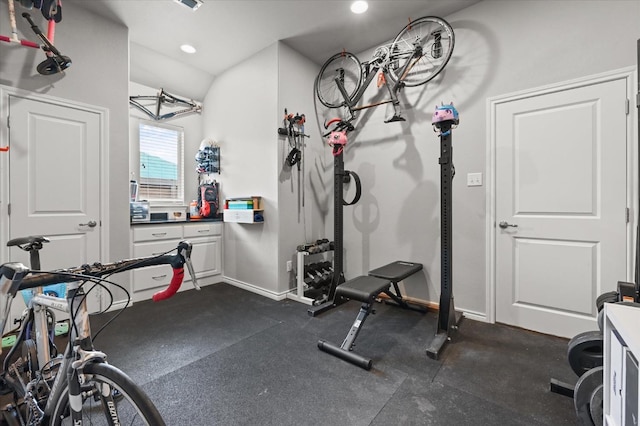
[177,241,200,290]
[185,257,200,290]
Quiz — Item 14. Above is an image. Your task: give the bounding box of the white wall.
[448,0,639,316]
[202,44,281,295]
[277,42,328,294]
[0,4,130,266]
[315,0,640,318]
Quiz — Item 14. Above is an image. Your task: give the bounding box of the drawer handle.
[152,252,165,256]
[152,274,167,280]
[197,229,210,233]
[152,232,167,237]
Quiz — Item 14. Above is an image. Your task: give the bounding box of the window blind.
[138,122,183,202]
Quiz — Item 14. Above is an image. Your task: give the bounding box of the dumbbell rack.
[287,249,334,305]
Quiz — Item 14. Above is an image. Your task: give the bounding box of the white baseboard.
[460,309,487,323]
[223,276,289,301]
[106,299,131,312]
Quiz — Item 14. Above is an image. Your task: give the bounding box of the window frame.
[136,119,185,206]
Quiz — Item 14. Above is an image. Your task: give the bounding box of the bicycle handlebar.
[0,240,199,302]
[323,117,355,137]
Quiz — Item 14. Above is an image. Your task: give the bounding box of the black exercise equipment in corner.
[317,261,427,370]
[307,119,358,316]
[426,103,463,360]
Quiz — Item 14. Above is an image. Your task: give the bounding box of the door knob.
[498,221,518,229]
[79,220,97,228]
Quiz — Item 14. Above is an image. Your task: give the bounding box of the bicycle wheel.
[48,362,166,426]
[315,51,362,108]
[388,16,455,87]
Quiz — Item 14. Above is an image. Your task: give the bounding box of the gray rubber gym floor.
[90,282,577,425]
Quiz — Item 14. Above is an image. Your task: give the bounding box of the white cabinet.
[604,303,640,425]
[131,222,222,302]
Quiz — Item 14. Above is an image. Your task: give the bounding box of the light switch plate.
[467,172,483,187]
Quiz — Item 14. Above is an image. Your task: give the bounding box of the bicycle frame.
[129,89,202,121]
[0,277,112,424]
[334,44,424,123]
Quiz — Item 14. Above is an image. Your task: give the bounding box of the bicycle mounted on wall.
[0,0,72,76]
[129,88,202,121]
[315,16,454,126]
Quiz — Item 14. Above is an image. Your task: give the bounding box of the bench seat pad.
[336,275,391,302]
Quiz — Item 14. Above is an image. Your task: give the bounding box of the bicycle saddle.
[6,236,50,250]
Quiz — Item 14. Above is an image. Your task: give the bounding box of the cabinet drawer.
[132,265,172,292]
[133,225,182,242]
[184,222,222,238]
[133,240,180,257]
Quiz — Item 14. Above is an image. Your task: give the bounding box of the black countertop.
[131,217,223,226]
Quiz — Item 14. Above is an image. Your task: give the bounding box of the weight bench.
[317,261,426,370]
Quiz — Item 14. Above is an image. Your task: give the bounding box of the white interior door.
[495,76,629,338]
[7,95,102,314]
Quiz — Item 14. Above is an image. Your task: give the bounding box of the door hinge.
[626,207,630,223]
[636,92,640,108]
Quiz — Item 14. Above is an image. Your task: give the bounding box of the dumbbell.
[305,263,325,288]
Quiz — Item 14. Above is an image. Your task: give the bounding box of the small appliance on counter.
[149,206,188,222]
[130,201,150,223]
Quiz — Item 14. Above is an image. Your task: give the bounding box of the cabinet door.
[189,236,222,279]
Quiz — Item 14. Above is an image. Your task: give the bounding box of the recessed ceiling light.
[180,44,197,54]
[351,1,368,14]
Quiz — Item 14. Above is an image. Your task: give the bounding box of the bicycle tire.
[48,362,166,426]
[315,51,363,108]
[388,16,455,87]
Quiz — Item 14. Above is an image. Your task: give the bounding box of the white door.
[495,76,629,338]
[7,95,102,313]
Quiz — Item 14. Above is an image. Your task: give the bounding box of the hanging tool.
[280,108,309,214]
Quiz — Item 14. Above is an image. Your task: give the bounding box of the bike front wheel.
[388,16,455,87]
[48,362,166,426]
[315,51,363,108]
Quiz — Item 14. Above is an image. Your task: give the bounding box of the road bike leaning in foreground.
[0,235,199,425]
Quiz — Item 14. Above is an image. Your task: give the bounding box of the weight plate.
[595,291,618,312]
[597,309,604,333]
[599,301,640,332]
[574,366,603,426]
[589,383,603,426]
[568,331,603,377]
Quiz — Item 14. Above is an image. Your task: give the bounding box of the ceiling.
[68,0,480,100]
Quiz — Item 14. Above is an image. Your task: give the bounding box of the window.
[138,121,184,203]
